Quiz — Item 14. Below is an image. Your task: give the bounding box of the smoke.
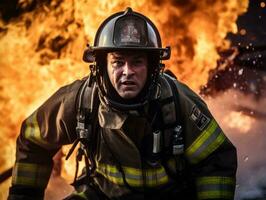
[206,89,266,200]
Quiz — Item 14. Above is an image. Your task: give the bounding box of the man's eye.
[112,60,124,67]
[133,59,144,66]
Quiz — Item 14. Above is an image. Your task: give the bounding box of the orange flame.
[0,0,249,199]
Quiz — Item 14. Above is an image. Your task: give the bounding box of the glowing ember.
[240,28,247,35]
[223,111,255,133]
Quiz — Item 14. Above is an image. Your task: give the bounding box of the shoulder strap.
[160,73,188,183]
[163,73,182,127]
[65,75,99,185]
[65,77,93,160]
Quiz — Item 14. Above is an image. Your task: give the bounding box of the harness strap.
[65,77,92,160]
[66,76,99,186]
[162,74,182,128]
[160,74,188,184]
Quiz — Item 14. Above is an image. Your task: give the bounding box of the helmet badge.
[120,21,141,44]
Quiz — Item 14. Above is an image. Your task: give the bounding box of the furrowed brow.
[110,54,124,60]
[132,54,146,60]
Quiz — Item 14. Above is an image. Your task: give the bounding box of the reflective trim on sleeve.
[186,119,226,164]
[71,191,87,199]
[12,162,52,188]
[96,162,169,187]
[24,111,57,149]
[196,176,235,199]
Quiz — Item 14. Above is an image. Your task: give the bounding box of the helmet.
[83,8,171,111]
[84,7,170,62]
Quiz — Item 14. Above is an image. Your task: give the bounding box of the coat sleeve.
[8,78,86,200]
[175,80,237,200]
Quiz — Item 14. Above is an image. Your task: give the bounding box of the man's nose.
[123,62,134,76]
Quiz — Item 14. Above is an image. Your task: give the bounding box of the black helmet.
[84,7,170,62]
[83,8,171,111]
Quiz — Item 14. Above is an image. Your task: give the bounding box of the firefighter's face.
[107,51,148,99]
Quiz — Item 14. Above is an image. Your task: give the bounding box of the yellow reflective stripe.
[197,176,235,185]
[186,119,226,164]
[198,191,234,199]
[96,162,169,187]
[72,191,87,199]
[97,167,168,186]
[24,111,56,149]
[144,167,169,186]
[12,162,52,188]
[195,133,226,164]
[197,176,235,200]
[97,168,124,185]
[186,119,216,155]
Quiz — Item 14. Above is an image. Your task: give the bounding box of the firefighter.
[8,8,237,200]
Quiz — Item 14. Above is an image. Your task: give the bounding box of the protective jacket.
[8,74,237,200]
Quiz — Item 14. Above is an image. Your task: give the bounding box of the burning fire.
[0,0,249,199]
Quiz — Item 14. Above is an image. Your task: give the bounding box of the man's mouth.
[121,81,136,86]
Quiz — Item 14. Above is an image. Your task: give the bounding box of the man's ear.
[83,45,95,63]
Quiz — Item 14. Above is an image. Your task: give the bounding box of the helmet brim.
[83,46,171,63]
[91,46,166,52]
